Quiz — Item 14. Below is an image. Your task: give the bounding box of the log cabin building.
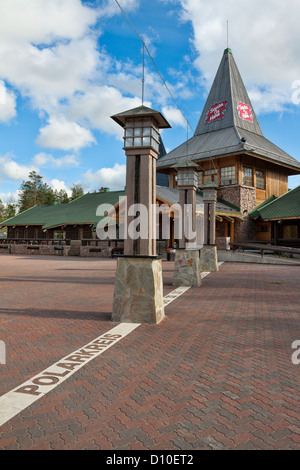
[156,48,300,246]
[0,185,243,256]
[249,185,300,247]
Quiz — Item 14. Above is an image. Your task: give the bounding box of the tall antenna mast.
[227,20,229,48]
[142,43,145,105]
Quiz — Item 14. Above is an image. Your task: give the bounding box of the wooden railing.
[0,237,170,258]
[0,238,71,246]
[230,242,300,257]
[80,239,123,247]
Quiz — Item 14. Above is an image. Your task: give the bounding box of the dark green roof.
[248,195,277,219]
[0,191,126,229]
[249,186,300,220]
[1,186,243,230]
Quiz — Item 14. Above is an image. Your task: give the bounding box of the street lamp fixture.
[110,105,171,324]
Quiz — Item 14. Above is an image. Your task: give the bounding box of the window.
[78,228,84,240]
[177,169,198,187]
[220,166,235,185]
[124,118,160,152]
[256,170,265,189]
[243,167,253,186]
[204,168,218,185]
[54,230,66,240]
[283,225,298,239]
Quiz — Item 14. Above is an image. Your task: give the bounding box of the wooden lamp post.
[110,105,171,324]
[171,160,202,287]
[199,182,219,272]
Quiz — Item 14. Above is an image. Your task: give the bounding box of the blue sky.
[1,0,300,205]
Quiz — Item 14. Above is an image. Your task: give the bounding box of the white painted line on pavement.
[0,323,139,428]
[0,265,223,428]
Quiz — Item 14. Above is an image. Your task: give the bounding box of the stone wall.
[0,240,125,257]
[218,185,256,214]
[7,244,71,256]
[218,185,257,243]
[80,245,113,258]
[216,237,230,250]
[235,217,256,243]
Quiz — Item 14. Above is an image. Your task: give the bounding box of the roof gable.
[250,186,300,220]
[0,191,126,230]
[157,49,300,173]
[195,49,263,137]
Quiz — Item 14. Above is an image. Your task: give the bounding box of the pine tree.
[0,199,5,223]
[54,189,70,204]
[70,184,84,201]
[18,171,54,212]
[4,202,17,219]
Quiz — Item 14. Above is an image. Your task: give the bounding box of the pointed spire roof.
[157,49,300,174]
[195,48,263,136]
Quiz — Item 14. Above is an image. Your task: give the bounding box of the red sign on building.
[205,101,229,124]
[237,101,253,122]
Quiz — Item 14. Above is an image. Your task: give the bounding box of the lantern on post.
[112,105,170,257]
[199,181,219,272]
[171,160,202,288]
[171,160,198,248]
[110,105,171,324]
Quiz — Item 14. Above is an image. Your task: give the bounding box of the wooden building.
[249,185,300,247]
[157,48,300,244]
[0,186,243,255]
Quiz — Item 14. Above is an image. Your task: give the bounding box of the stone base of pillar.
[172,249,202,287]
[200,245,219,272]
[112,257,165,324]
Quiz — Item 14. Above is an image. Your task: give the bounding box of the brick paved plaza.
[0,254,300,450]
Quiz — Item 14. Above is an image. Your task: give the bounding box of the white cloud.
[0,1,100,106]
[0,0,193,162]
[82,163,126,191]
[36,117,96,151]
[0,154,38,181]
[0,0,97,43]
[33,152,80,168]
[0,81,17,122]
[0,191,20,205]
[177,0,300,113]
[65,86,142,137]
[0,1,142,114]
[162,105,186,128]
[49,178,71,195]
[97,0,140,18]
[3,38,100,111]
